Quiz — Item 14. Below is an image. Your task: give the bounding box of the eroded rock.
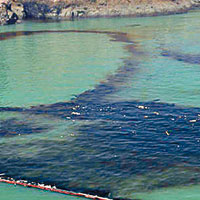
[10,2,24,19]
[0,4,8,25]
[0,0,24,25]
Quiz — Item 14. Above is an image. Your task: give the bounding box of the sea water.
[1,10,200,200]
[0,182,86,200]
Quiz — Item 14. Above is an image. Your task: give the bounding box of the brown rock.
[10,2,24,19]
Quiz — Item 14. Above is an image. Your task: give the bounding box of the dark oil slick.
[0,29,200,199]
[0,117,49,137]
[161,49,200,65]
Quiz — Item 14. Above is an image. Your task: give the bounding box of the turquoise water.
[134,185,200,200]
[0,182,86,200]
[0,30,125,107]
[2,12,200,107]
[105,11,200,107]
[1,10,200,200]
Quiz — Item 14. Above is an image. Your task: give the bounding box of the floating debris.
[189,119,197,123]
[137,105,148,109]
[153,112,159,115]
[165,131,170,136]
[71,112,81,115]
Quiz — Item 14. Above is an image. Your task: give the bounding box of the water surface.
[1,10,200,200]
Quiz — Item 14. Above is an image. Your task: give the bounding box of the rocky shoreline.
[0,0,200,25]
[0,0,24,25]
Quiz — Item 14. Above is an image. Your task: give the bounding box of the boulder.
[0,1,24,25]
[10,2,24,19]
[45,6,61,19]
[0,4,8,25]
[23,2,49,19]
[7,9,18,24]
[60,7,72,17]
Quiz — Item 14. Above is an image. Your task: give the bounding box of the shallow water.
[0,182,87,200]
[1,10,200,200]
[0,30,124,107]
[134,184,200,200]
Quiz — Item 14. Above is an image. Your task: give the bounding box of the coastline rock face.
[21,1,87,19]
[191,0,200,7]
[0,4,8,25]
[1,0,200,24]
[0,1,24,25]
[22,2,50,19]
[19,0,200,21]
[11,1,24,19]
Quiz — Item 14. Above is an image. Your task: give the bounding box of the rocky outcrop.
[0,4,8,25]
[21,1,88,20]
[19,0,200,21]
[11,1,24,19]
[0,1,24,25]
[1,0,200,25]
[191,0,200,7]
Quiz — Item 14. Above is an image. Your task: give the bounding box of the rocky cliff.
[0,0,200,25]
[20,0,200,20]
[0,0,24,25]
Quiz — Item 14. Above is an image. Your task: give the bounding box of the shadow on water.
[0,29,200,199]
